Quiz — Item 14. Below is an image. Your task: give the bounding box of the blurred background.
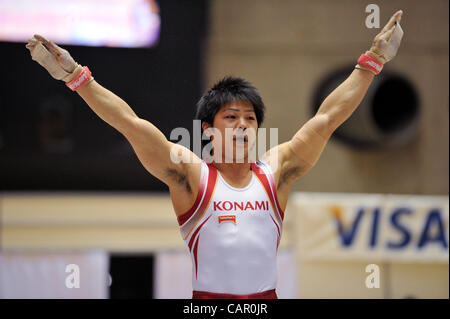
[0,0,448,299]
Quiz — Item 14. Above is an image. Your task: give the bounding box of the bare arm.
[76,80,138,133]
[75,80,184,184]
[315,69,374,133]
[266,10,404,185]
[26,35,200,187]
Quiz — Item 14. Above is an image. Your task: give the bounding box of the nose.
[237,116,248,131]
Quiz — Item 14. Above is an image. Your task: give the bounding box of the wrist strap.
[356,53,383,75]
[66,66,93,91]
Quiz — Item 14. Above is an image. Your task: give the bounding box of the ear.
[202,122,212,137]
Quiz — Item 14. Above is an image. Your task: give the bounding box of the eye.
[225,115,236,119]
[247,116,255,120]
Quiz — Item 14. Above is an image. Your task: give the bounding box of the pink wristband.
[66,66,92,91]
[357,54,383,75]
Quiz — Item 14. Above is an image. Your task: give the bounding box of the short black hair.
[195,76,266,133]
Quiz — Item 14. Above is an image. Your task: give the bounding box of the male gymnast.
[26,10,404,299]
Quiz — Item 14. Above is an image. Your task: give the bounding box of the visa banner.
[291,193,449,262]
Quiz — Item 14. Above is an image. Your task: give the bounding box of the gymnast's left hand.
[366,10,404,64]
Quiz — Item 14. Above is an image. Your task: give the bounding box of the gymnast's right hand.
[26,34,82,83]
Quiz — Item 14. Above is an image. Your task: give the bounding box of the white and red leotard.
[177,160,284,299]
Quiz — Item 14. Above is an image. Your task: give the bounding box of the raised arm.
[26,35,200,188]
[265,10,404,185]
[75,80,185,184]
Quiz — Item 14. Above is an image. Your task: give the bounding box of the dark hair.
[195,76,265,131]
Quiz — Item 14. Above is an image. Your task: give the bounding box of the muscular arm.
[76,80,138,134]
[26,34,200,189]
[76,80,189,185]
[286,68,374,172]
[268,10,404,187]
[265,69,374,187]
[315,68,374,133]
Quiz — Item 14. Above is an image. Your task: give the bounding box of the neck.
[212,161,253,185]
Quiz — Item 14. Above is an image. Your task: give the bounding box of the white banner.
[292,193,449,263]
[0,250,109,298]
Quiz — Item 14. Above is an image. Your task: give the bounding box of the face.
[202,100,258,163]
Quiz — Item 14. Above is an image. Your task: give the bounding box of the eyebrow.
[224,107,255,113]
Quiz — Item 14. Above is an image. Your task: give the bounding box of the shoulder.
[259,141,309,189]
[168,153,206,218]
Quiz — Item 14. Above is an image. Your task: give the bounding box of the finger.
[33,34,53,51]
[34,34,62,57]
[380,23,397,41]
[47,40,62,57]
[34,34,48,43]
[388,22,404,45]
[25,41,38,50]
[27,38,38,45]
[382,10,403,33]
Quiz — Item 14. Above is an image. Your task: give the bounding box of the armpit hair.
[165,168,192,194]
[278,166,302,189]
